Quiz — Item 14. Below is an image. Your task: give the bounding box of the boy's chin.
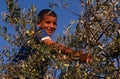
[47,32,53,36]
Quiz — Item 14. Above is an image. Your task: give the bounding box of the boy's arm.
[42,38,91,63]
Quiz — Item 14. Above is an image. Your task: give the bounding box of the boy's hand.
[79,53,91,64]
[73,52,92,64]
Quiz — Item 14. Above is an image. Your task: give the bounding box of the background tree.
[0,0,120,79]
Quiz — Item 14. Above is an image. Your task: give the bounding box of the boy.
[35,9,91,63]
[13,9,91,62]
[13,9,91,78]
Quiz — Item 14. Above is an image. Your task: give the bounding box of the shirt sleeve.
[34,29,52,42]
[41,36,52,41]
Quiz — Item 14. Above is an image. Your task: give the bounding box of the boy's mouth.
[46,28,55,35]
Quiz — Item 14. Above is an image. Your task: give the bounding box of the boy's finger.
[86,56,92,64]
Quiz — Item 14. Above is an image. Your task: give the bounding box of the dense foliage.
[0,0,120,79]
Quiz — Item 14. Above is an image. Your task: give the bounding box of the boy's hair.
[37,9,57,23]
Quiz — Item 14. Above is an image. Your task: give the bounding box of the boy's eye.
[45,21,57,25]
[45,21,51,24]
[53,22,57,25]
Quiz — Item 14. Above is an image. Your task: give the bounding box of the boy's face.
[38,14,57,35]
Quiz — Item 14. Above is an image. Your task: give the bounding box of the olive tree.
[0,0,120,79]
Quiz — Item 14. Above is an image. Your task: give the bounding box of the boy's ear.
[37,22,41,27]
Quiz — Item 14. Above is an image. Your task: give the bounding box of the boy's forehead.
[43,14,57,20]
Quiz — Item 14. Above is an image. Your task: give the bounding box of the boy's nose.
[50,24,54,27]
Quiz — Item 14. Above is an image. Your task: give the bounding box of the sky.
[0,0,81,49]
